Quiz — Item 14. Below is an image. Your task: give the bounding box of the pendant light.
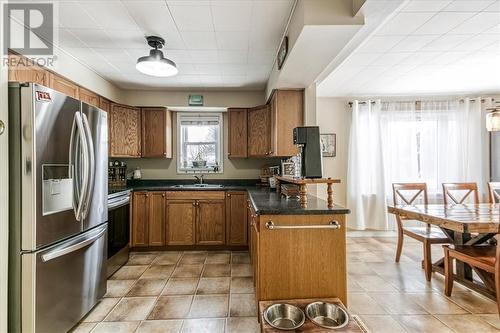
[486,108,500,132]
[136,36,178,77]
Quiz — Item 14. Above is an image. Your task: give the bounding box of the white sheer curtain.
[347,100,389,230]
[347,98,487,230]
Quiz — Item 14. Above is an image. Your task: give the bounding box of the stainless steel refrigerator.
[8,83,108,333]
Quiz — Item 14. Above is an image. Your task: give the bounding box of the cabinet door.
[149,192,166,246]
[79,87,99,107]
[141,107,172,158]
[109,104,141,157]
[251,217,259,289]
[247,105,270,157]
[131,192,149,247]
[271,90,303,157]
[196,200,225,245]
[166,200,195,245]
[49,73,79,99]
[99,97,111,112]
[228,108,247,158]
[226,192,247,245]
[7,54,49,86]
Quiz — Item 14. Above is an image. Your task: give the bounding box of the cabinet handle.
[269,151,273,155]
[265,220,341,230]
[162,193,165,197]
[227,193,231,197]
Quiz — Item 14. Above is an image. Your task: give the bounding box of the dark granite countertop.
[120,179,350,215]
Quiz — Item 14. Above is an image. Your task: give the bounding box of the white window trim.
[176,112,224,174]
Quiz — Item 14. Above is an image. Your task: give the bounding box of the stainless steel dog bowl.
[263,303,305,330]
[305,302,349,329]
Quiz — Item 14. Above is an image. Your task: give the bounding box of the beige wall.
[123,112,281,180]
[316,97,350,206]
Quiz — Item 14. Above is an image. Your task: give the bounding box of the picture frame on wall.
[320,133,336,157]
[277,36,288,70]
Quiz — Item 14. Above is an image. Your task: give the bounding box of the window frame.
[176,112,224,174]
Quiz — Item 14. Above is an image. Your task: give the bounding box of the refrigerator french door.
[8,83,108,333]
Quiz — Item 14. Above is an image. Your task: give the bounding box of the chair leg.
[423,240,432,281]
[444,247,453,296]
[395,218,404,263]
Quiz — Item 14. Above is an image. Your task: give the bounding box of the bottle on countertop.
[133,167,142,180]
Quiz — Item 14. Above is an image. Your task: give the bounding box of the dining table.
[387,203,500,300]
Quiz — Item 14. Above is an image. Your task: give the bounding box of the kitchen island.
[124,180,350,305]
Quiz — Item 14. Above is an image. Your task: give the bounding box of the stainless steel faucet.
[194,174,204,185]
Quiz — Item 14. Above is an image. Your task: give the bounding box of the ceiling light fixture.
[136,36,178,77]
[486,107,500,132]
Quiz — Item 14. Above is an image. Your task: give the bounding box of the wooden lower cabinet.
[148,192,166,246]
[166,200,196,245]
[226,191,248,246]
[196,200,225,245]
[131,192,149,247]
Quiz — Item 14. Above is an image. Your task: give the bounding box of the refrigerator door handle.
[69,112,90,221]
[81,113,95,219]
[40,225,106,262]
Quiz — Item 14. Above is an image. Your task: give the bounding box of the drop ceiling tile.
[94,48,134,63]
[167,1,210,5]
[176,63,197,75]
[483,23,500,34]
[162,50,192,64]
[123,1,178,35]
[484,1,500,12]
[218,50,248,64]
[454,33,500,51]
[189,50,219,63]
[211,1,252,31]
[104,29,146,50]
[63,47,106,63]
[450,12,500,34]
[413,12,475,35]
[195,63,222,75]
[442,0,494,12]
[400,51,443,65]
[426,51,468,65]
[182,32,217,49]
[344,52,382,66]
[216,31,249,50]
[358,35,405,53]
[58,2,100,29]
[168,4,213,31]
[482,40,500,51]
[58,29,86,48]
[222,64,247,76]
[247,49,274,65]
[251,0,292,35]
[79,1,139,30]
[198,75,222,84]
[175,75,201,85]
[401,1,452,12]
[67,28,119,48]
[370,52,412,66]
[421,34,471,51]
[391,35,438,52]
[249,30,282,51]
[376,12,435,35]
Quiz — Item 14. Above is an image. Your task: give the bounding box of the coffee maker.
[293,126,323,178]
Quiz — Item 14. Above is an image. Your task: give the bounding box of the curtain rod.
[348,98,495,108]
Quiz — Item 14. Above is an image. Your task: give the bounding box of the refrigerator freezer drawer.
[21,224,107,333]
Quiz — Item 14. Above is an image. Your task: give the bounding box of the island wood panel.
[228,108,248,158]
[270,89,303,157]
[248,105,271,157]
[257,214,347,305]
[166,191,225,200]
[99,97,111,112]
[148,192,166,246]
[226,191,248,246]
[141,107,172,158]
[131,192,149,247]
[7,54,49,86]
[166,200,196,245]
[196,200,226,245]
[79,87,99,107]
[251,216,260,298]
[109,103,141,157]
[49,73,80,99]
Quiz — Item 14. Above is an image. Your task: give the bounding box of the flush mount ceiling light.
[136,36,178,77]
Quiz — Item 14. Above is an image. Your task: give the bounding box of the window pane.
[185,144,217,165]
[182,124,218,142]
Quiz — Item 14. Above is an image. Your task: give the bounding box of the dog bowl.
[263,303,305,330]
[305,302,349,329]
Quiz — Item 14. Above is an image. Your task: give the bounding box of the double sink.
[169,184,224,189]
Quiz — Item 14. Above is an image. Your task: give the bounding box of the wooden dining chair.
[488,182,500,203]
[442,183,479,205]
[443,235,500,316]
[392,183,450,281]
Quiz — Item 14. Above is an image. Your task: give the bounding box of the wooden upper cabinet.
[226,191,248,246]
[109,103,141,158]
[99,97,111,112]
[49,73,80,99]
[270,89,304,157]
[131,192,149,247]
[141,107,172,158]
[196,200,226,245]
[7,54,49,86]
[79,87,99,107]
[247,105,271,157]
[148,192,166,247]
[228,108,248,158]
[166,200,196,245]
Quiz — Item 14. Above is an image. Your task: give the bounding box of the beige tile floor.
[71,236,500,333]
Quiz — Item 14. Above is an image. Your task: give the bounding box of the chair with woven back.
[442,182,479,205]
[488,182,500,203]
[392,183,450,281]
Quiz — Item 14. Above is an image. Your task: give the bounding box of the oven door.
[107,196,130,277]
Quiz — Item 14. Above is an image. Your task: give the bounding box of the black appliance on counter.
[293,126,323,178]
[107,189,131,277]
